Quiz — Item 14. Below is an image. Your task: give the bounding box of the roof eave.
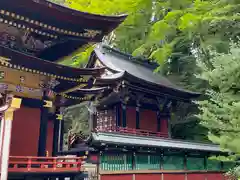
[91,132,221,153]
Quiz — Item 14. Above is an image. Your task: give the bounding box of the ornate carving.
[47,78,60,89]
[0,23,53,54]
[19,76,25,83]
[0,71,5,79]
[84,29,101,38]
[0,83,43,98]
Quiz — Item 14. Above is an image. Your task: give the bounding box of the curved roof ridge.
[101,44,159,69]
[40,0,128,21]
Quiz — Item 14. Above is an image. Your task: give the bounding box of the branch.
[209,127,240,133]
[171,118,198,126]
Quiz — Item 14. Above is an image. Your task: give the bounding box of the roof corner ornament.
[84,29,102,38]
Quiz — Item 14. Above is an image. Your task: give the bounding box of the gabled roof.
[0,0,127,61]
[89,45,200,100]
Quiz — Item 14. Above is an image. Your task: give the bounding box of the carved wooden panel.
[96,108,116,131]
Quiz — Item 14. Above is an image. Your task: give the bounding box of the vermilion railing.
[8,156,84,173]
[95,127,168,138]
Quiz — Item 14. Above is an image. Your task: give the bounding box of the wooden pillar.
[116,104,121,127]
[204,154,208,170]
[157,111,161,132]
[0,102,11,158]
[184,152,187,170]
[167,116,172,138]
[132,152,136,170]
[160,151,164,170]
[156,97,171,137]
[0,97,22,180]
[121,103,127,128]
[52,108,62,156]
[37,91,51,157]
[59,118,64,151]
[136,106,140,129]
[0,116,5,159]
[135,95,143,130]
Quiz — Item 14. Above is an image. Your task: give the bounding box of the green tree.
[197,42,240,177]
[133,0,240,140]
[134,0,240,87]
[63,102,90,148]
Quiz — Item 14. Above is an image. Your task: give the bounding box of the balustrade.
[94,127,168,138]
[8,156,83,173]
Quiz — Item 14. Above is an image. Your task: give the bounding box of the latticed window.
[96,109,116,131]
[135,154,160,170]
[207,159,221,171]
[100,153,132,171]
[162,155,184,170]
[186,157,205,170]
[222,161,236,171]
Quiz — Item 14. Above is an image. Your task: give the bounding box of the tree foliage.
[134,0,240,88]
[197,41,240,177]
[63,102,90,147]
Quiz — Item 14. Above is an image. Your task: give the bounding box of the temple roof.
[0,0,127,61]
[0,45,111,102]
[88,45,200,101]
[91,132,221,152]
[0,45,104,91]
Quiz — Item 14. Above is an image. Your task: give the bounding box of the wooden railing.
[95,127,168,138]
[8,156,84,173]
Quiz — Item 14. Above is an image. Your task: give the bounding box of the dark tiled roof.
[94,45,200,98]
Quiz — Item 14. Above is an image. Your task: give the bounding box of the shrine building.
[65,45,235,180]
